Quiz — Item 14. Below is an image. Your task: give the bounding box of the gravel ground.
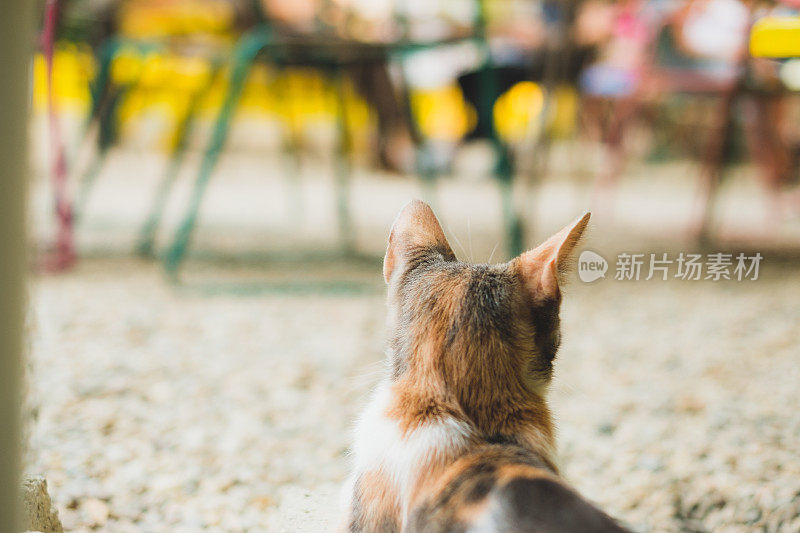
[24,153,800,532]
[25,257,800,532]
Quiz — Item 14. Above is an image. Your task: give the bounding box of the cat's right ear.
[383,200,455,284]
[513,212,590,304]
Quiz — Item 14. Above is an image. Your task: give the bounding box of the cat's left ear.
[513,212,590,304]
[383,200,455,284]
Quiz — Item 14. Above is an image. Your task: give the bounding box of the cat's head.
[382,200,589,399]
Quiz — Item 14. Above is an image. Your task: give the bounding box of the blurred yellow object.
[32,45,94,113]
[33,33,380,153]
[115,50,219,147]
[494,81,544,142]
[412,86,475,141]
[111,46,146,85]
[548,85,578,139]
[750,16,800,58]
[118,0,235,39]
[136,53,211,90]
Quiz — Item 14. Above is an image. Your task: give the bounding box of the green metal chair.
[72,36,229,253]
[160,0,530,277]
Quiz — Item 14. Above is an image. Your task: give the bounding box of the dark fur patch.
[492,476,629,532]
[408,446,629,533]
[529,299,561,370]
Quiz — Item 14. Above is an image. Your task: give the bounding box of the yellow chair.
[750,15,800,58]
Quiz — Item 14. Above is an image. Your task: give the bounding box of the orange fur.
[348,470,402,532]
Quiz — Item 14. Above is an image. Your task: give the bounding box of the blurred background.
[23,0,800,531]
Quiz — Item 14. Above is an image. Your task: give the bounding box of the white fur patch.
[466,506,498,533]
[348,379,472,516]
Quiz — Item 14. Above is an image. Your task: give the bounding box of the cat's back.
[407,444,629,533]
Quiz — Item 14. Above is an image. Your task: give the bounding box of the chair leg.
[277,69,305,227]
[331,68,355,255]
[73,86,127,220]
[476,65,524,258]
[415,142,441,210]
[466,36,526,257]
[137,62,223,257]
[693,90,737,244]
[162,30,270,276]
[69,38,128,226]
[73,146,110,218]
[42,0,75,269]
[395,60,440,210]
[136,140,187,258]
[495,144,524,257]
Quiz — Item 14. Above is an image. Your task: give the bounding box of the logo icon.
[578,250,608,283]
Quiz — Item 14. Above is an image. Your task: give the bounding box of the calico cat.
[343,200,630,532]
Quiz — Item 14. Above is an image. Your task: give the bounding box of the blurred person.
[575,0,654,214]
[577,0,650,100]
[671,0,751,77]
[673,0,800,231]
[579,0,799,232]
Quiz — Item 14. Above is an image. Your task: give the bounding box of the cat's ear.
[513,212,590,303]
[383,200,455,284]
